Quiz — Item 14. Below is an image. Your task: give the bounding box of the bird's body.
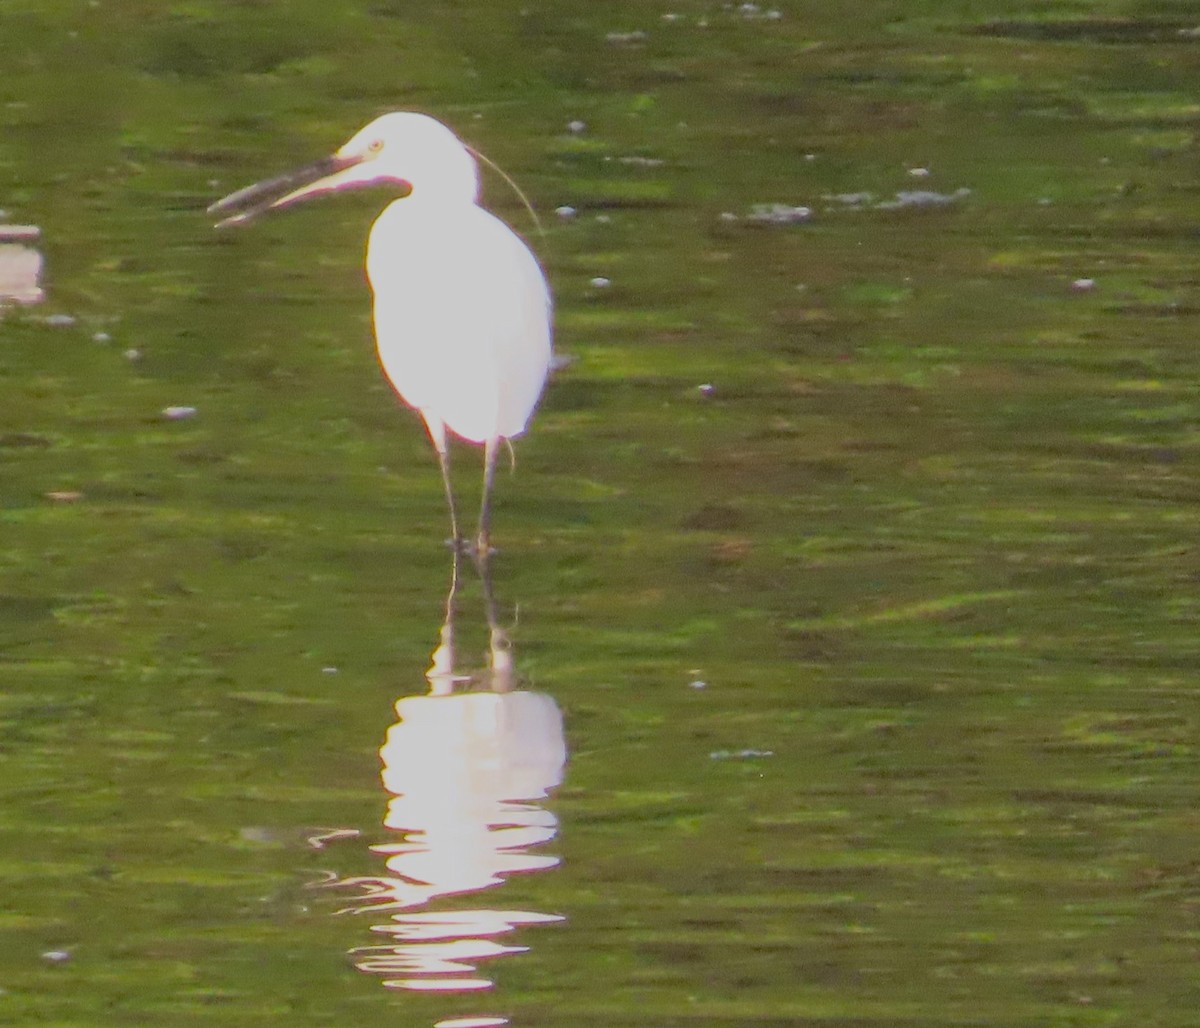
[209,113,552,556]
[367,198,550,446]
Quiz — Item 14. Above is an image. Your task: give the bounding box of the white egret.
[209,112,552,557]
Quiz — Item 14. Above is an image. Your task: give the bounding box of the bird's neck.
[407,186,480,208]
[407,157,480,206]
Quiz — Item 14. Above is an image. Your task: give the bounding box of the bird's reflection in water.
[328,550,566,1013]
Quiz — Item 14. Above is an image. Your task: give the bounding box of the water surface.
[2,1,1199,1024]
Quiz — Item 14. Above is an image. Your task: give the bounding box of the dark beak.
[208,152,366,228]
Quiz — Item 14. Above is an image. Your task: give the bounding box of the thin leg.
[476,436,500,563]
[480,543,498,631]
[424,414,462,550]
[437,446,462,550]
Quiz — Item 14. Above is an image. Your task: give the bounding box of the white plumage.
[367,196,551,445]
[210,112,553,556]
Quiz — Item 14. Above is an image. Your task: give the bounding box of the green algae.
[2,0,1200,1025]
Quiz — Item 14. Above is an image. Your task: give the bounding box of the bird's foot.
[471,535,497,568]
[443,534,496,566]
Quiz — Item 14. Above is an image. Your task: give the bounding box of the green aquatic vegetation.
[2,0,1200,1025]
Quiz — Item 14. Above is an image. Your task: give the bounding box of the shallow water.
[2,1,1200,1024]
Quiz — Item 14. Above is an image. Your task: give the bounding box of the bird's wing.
[367,202,552,442]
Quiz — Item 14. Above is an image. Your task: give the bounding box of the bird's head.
[209,112,480,228]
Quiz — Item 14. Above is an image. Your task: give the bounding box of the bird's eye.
[368,139,384,154]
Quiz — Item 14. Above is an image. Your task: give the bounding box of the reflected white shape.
[0,242,44,305]
[369,909,563,942]
[336,550,566,1010]
[379,690,565,887]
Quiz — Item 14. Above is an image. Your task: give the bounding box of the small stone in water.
[45,491,84,503]
[44,313,76,328]
[827,191,874,207]
[710,748,774,760]
[42,949,71,964]
[747,203,812,225]
[590,276,611,288]
[92,331,111,343]
[1071,278,1096,292]
[240,826,286,846]
[322,666,339,675]
[162,405,197,420]
[874,188,971,210]
[719,211,739,222]
[0,223,41,241]
[689,679,708,689]
[606,29,648,43]
[697,383,715,397]
[908,166,931,178]
[567,120,586,134]
[124,348,142,362]
[555,205,577,219]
